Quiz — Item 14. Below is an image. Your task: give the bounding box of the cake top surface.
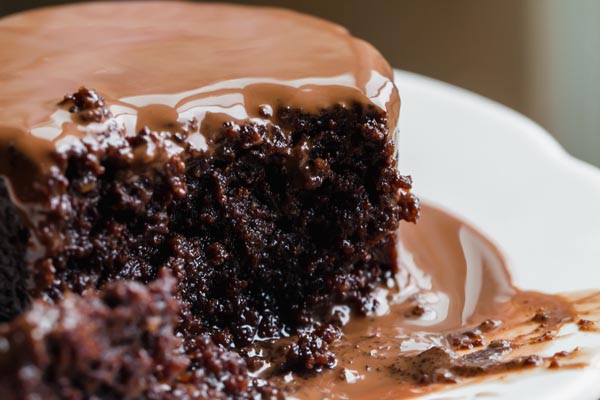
[0,1,398,164]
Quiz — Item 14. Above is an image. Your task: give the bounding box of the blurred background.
[1,0,599,166]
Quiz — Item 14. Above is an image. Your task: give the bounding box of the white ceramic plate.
[394,70,600,400]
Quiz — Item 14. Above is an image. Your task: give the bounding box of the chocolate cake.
[0,1,418,398]
[0,271,281,399]
[0,273,187,399]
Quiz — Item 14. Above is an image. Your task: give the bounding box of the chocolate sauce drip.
[0,1,399,205]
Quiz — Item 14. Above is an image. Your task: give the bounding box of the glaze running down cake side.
[0,2,418,398]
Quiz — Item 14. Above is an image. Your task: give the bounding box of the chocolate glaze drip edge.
[0,1,399,208]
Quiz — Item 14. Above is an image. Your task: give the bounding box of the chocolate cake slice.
[0,0,417,359]
[0,271,283,400]
[0,273,187,399]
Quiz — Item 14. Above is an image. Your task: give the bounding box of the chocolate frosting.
[0,1,399,203]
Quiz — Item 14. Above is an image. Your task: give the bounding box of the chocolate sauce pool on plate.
[272,204,583,399]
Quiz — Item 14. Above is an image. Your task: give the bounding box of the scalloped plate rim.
[393,69,600,400]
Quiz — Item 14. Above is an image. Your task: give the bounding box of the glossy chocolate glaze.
[274,204,579,399]
[0,1,398,204]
